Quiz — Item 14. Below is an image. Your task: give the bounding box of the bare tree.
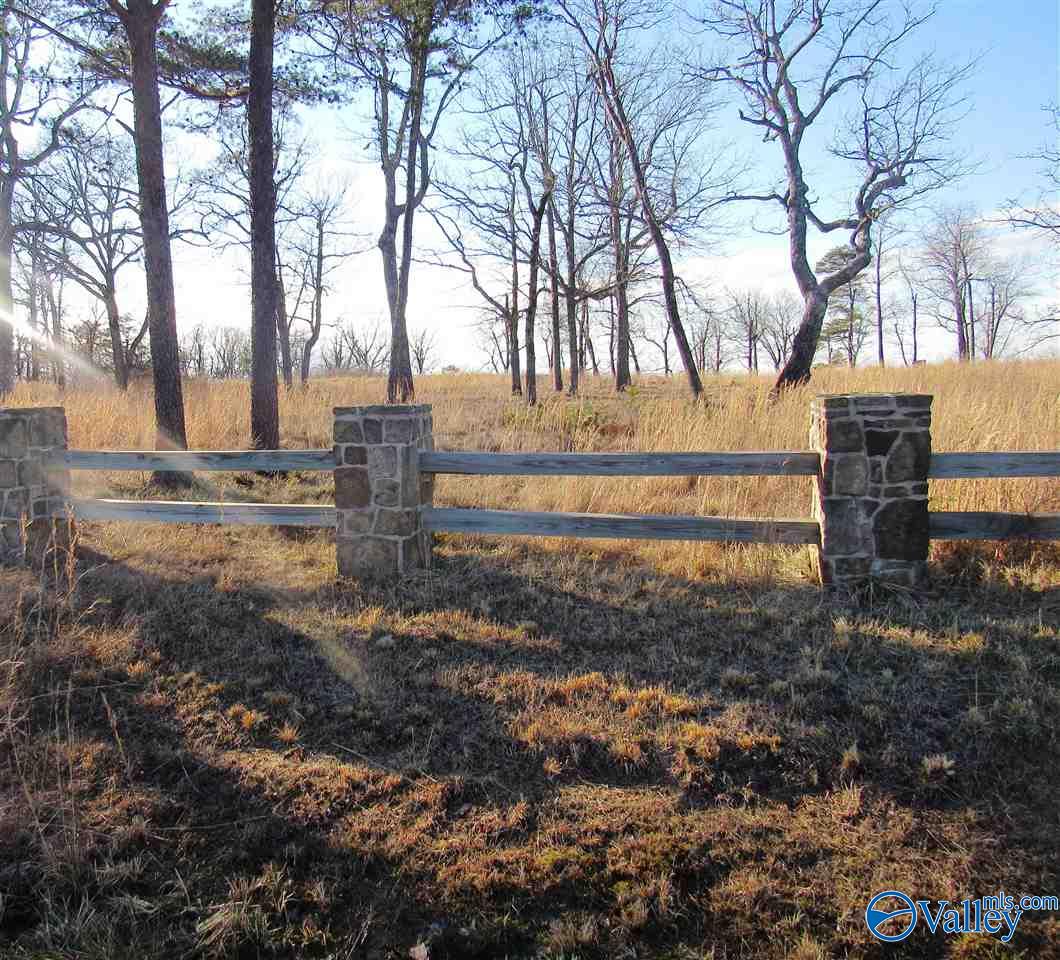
[338,318,389,372]
[1006,106,1060,242]
[760,291,800,370]
[208,325,251,379]
[286,182,363,386]
[893,256,922,365]
[197,106,310,388]
[0,10,92,395]
[703,0,973,392]
[310,1,518,402]
[816,246,871,366]
[410,327,438,374]
[725,287,766,372]
[678,281,728,373]
[558,0,710,399]
[22,127,197,389]
[970,258,1057,359]
[919,207,986,360]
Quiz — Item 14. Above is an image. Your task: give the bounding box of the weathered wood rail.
[58,448,1059,480]
[2,395,1056,590]
[69,499,336,528]
[423,507,820,544]
[61,449,334,472]
[419,451,821,476]
[928,511,1060,541]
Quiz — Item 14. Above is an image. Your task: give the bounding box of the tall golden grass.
[8,358,1059,578]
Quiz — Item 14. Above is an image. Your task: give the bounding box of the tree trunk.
[0,189,14,396]
[563,214,578,396]
[582,299,598,375]
[524,194,551,408]
[275,267,293,389]
[124,5,190,484]
[248,0,279,449]
[611,231,631,390]
[300,217,325,388]
[875,245,885,366]
[385,41,430,404]
[911,292,918,364]
[775,292,829,388]
[508,184,522,395]
[546,203,562,392]
[105,286,129,389]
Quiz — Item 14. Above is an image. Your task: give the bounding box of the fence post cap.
[333,404,432,416]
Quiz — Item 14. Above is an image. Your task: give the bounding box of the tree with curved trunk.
[702,0,973,394]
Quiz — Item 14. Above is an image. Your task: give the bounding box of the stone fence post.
[333,404,434,579]
[0,407,70,566]
[811,394,932,589]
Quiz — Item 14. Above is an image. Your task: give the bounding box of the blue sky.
[167,0,1058,370]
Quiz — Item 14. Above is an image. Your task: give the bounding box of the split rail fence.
[1,394,1057,589]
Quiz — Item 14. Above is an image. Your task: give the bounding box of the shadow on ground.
[2,534,1057,958]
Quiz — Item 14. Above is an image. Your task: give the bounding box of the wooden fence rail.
[419,451,821,476]
[928,511,1060,541]
[60,450,334,472]
[927,452,1060,479]
[55,448,1059,480]
[423,507,820,544]
[68,499,336,528]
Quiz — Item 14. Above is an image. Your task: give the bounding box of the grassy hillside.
[2,361,1058,958]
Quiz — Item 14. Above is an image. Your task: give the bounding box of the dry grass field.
[2,360,1058,958]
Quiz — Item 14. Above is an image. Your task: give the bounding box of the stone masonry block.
[816,397,853,413]
[865,430,899,456]
[1,488,28,519]
[0,460,16,487]
[334,419,364,444]
[335,467,372,509]
[824,418,863,453]
[873,499,929,561]
[363,418,382,443]
[343,445,368,466]
[0,418,27,457]
[886,432,931,482]
[832,556,872,579]
[383,418,414,443]
[399,445,420,507]
[853,395,897,411]
[343,511,375,535]
[832,455,868,496]
[819,498,871,556]
[337,536,398,579]
[18,459,43,487]
[373,479,401,507]
[374,508,418,537]
[368,445,397,479]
